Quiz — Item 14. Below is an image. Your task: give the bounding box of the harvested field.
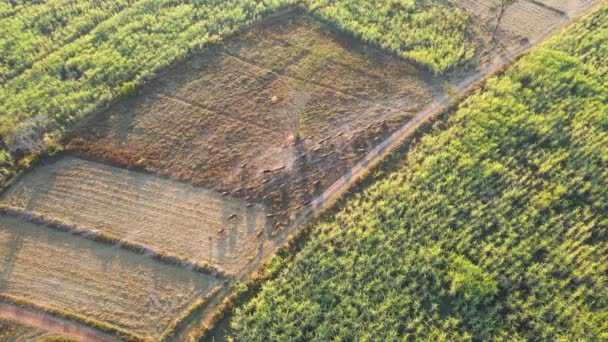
[0,3,602,340]
[68,12,442,222]
[0,215,220,340]
[450,0,601,58]
[1,156,269,275]
[452,0,565,47]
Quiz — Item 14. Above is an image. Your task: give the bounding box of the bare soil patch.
[4,4,600,339]
[0,305,108,342]
[534,0,601,16]
[1,156,269,275]
[0,214,220,340]
[67,12,443,230]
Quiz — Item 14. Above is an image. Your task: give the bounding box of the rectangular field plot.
[68,12,442,223]
[1,157,269,274]
[0,215,220,340]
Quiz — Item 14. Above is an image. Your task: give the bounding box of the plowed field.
[535,0,600,15]
[451,0,602,54]
[68,12,442,226]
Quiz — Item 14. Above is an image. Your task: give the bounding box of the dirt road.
[0,302,121,342]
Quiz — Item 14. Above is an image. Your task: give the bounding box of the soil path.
[271,0,606,246]
[0,302,121,342]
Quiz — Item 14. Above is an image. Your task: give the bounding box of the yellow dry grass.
[1,157,269,274]
[68,13,439,218]
[0,215,220,339]
[0,319,50,341]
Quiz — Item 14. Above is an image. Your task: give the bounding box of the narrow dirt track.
[0,302,121,342]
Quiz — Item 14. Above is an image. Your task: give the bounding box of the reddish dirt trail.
[0,302,121,342]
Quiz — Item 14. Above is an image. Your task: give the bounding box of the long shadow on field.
[292,139,313,223]
[0,228,22,293]
[17,159,60,213]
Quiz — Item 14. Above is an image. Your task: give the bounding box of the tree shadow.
[0,223,23,293]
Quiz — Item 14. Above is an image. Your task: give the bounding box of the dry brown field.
[0,215,220,340]
[1,157,268,275]
[67,12,444,229]
[0,319,50,341]
[0,2,602,339]
[533,0,601,15]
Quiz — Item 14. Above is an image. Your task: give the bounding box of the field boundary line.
[59,4,301,139]
[203,0,608,328]
[159,286,224,341]
[198,3,606,335]
[0,3,302,86]
[526,0,569,18]
[0,204,231,279]
[238,42,522,279]
[0,296,140,342]
[277,0,608,242]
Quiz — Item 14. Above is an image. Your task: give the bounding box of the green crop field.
[0,0,478,183]
[227,4,608,340]
[309,0,476,74]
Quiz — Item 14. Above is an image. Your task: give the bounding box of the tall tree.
[286,91,310,144]
[492,0,518,44]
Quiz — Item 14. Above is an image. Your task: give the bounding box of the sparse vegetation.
[66,12,439,230]
[492,0,519,43]
[1,157,266,275]
[228,4,608,340]
[0,0,299,182]
[0,319,48,341]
